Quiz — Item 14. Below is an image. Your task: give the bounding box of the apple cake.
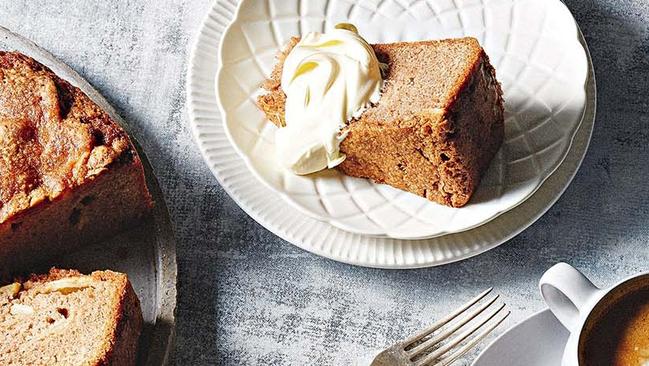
[0,51,153,271]
[258,37,504,207]
[0,268,143,366]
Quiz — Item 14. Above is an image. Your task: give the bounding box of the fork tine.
[414,303,508,366]
[433,310,510,366]
[403,288,493,346]
[406,294,500,357]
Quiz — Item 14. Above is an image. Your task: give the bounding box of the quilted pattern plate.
[215,0,588,239]
[188,0,596,267]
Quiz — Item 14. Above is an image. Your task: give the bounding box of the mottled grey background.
[2,0,648,365]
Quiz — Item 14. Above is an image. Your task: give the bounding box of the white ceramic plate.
[473,309,568,366]
[188,0,595,268]
[216,0,588,239]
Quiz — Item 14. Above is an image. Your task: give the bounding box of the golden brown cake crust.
[0,51,139,224]
[258,37,504,207]
[3,268,143,366]
[0,52,153,272]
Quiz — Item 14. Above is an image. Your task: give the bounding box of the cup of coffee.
[540,262,649,366]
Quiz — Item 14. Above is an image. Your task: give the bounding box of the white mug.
[539,262,649,366]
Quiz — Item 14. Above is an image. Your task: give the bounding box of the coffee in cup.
[540,263,649,366]
[579,275,649,366]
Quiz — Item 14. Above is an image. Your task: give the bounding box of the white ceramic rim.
[471,308,558,366]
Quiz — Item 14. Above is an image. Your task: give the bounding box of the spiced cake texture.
[0,52,153,271]
[0,268,143,366]
[258,37,504,207]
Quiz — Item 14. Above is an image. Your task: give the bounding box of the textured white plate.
[473,309,568,366]
[188,0,595,268]
[215,0,589,239]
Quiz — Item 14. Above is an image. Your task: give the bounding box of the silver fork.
[370,288,509,366]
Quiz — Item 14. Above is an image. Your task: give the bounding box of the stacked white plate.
[188,0,595,268]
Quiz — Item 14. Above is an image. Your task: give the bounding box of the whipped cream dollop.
[276,23,382,175]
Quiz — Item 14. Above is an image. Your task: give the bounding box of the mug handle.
[539,263,602,332]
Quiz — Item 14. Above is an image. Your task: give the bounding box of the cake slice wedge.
[0,268,143,366]
[258,37,504,207]
[0,52,153,271]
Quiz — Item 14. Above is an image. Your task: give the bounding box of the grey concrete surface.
[2,0,648,364]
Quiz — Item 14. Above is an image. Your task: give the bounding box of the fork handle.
[539,262,602,332]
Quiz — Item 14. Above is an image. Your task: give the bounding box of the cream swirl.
[276,23,382,175]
